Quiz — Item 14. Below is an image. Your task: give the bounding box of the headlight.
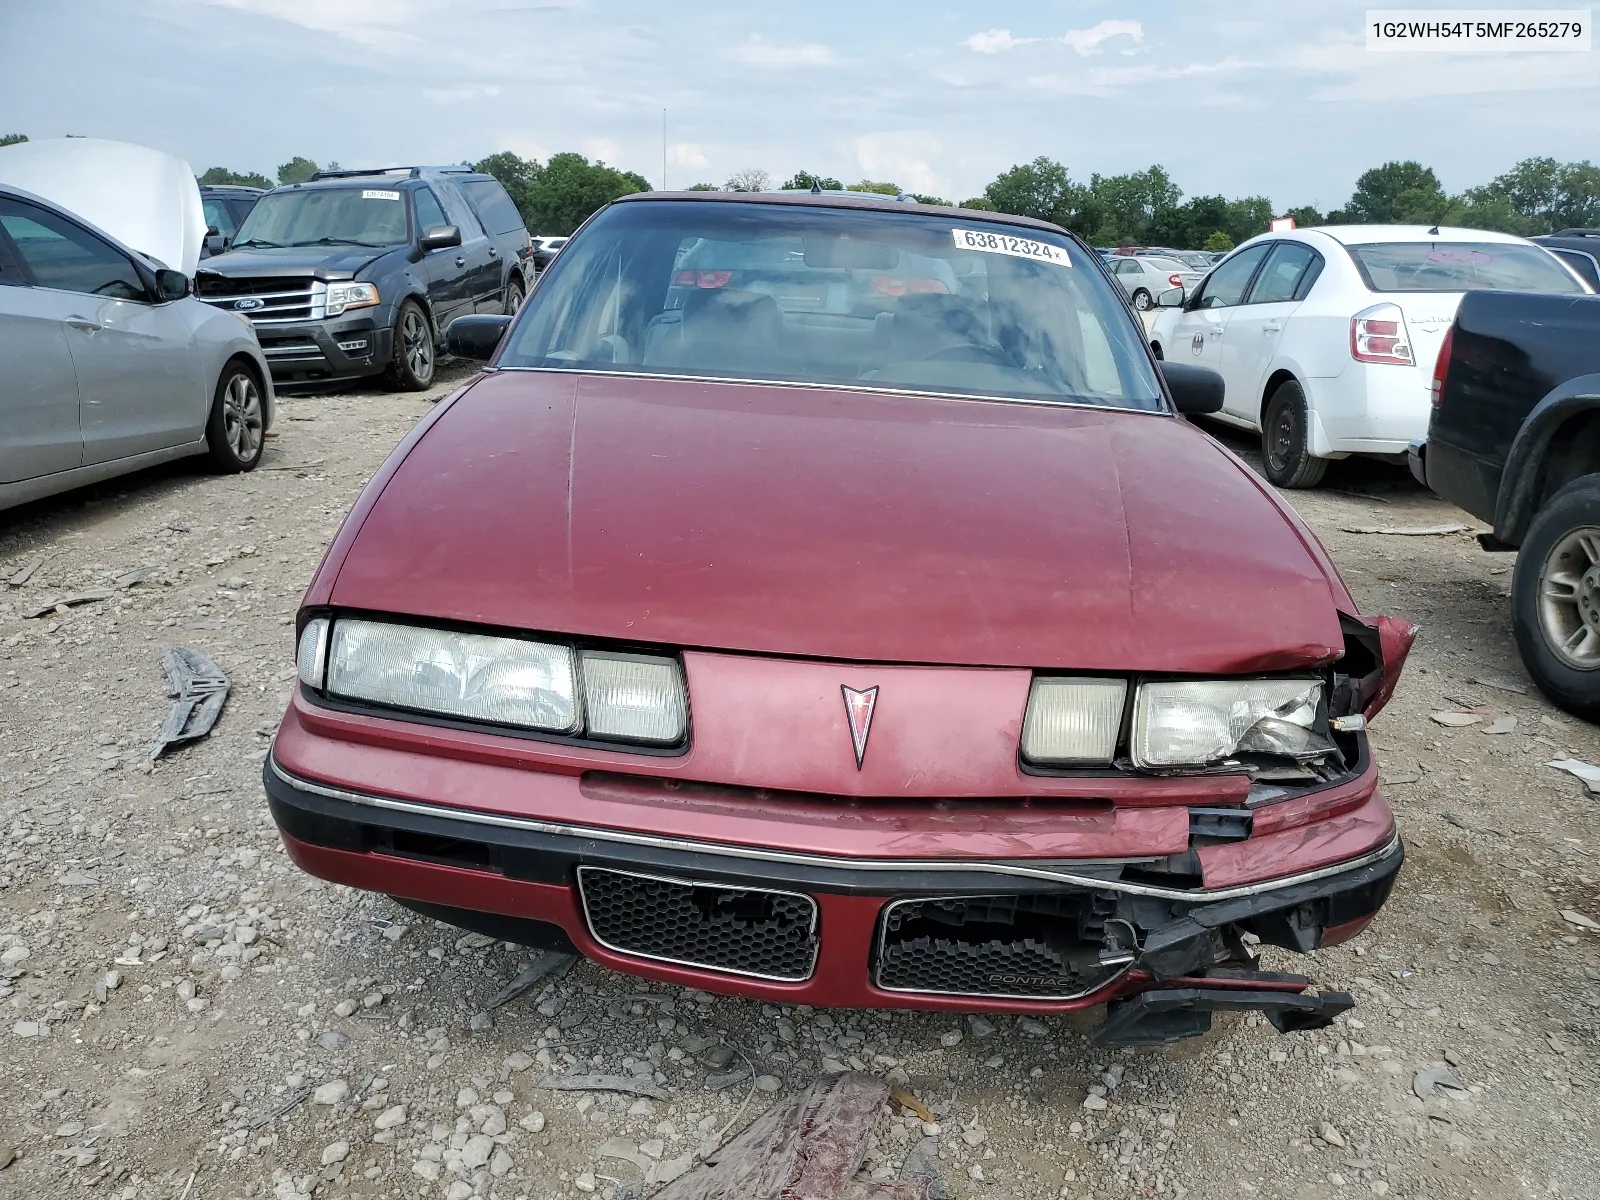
[325,282,379,316]
[580,651,688,744]
[297,616,690,745]
[1020,678,1126,766]
[1132,680,1323,768]
[324,618,579,732]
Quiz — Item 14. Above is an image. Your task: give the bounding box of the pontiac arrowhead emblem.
[841,685,879,770]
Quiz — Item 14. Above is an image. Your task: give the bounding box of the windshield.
[500,200,1163,411]
[232,187,409,249]
[1345,241,1586,294]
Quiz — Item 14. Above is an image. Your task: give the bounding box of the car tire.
[504,275,525,315]
[1261,380,1328,489]
[204,360,266,473]
[1132,288,1153,311]
[386,299,436,391]
[1511,474,1600,720]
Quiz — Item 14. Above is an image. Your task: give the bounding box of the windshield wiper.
[292,237,396,248]
[231,238,284,249]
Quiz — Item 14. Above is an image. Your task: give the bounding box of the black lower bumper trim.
[1094,983,1355,1045]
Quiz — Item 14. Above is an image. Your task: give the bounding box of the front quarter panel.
[185,299,276,429]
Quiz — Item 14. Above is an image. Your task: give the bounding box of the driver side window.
[1190,243,1270,310]
[0,198,148,301]
[413,188,448,237]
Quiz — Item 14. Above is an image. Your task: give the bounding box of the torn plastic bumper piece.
[1094,976,1355,1046]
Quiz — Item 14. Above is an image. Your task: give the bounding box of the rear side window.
[1247,242,1318,304]
[460,179,525,236]
[1193,242,1270,309]
[203,197,239,238]
[0,197,147,300]
[1345,241,1586,294]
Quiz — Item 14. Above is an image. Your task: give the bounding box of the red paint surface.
[278,830,1141,1013]
[327,371,1346,673]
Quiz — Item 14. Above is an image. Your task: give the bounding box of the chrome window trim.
[269,756,1401,902]
[575,864,818,983]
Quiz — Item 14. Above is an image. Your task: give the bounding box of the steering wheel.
[921,341,1012,366]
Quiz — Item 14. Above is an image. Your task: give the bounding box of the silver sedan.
[1106,254,1208,311]
[1,183,273,512]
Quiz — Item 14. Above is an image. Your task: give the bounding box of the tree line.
[13,130,1597,249]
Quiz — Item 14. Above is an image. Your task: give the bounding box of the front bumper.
[252,314,392,387]
[264,752,1401,1031]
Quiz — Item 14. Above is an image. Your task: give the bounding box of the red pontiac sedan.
[265,192,1414,1046]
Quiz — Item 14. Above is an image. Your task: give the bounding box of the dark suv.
[198,185,264,258]
[195,167,531,390]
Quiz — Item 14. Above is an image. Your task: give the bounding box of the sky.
[1,0,1596,213]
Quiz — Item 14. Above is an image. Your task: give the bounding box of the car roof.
[1302,224,1534,246]
[199,184,264,195]
[613,189,1072,235]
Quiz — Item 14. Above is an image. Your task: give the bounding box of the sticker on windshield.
[362,189,401,201]
[951,227,1071,266]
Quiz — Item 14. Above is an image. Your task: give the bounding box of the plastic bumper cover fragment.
[1094,978,1356,1045]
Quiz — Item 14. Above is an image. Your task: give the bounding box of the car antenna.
[810,183,822,194]
[1427,225,1440,235]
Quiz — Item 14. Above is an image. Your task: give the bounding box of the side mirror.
[1160,361,1224,415]
[155,268,191,301]
[1156,286,1185,307]
[446,313,512,362]
[204,230,228,255]
[419,224,462,252]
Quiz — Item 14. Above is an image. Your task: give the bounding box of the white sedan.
[1148,225,1590,487]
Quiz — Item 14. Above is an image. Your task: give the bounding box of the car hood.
[197,244,397,280]
[329,372,1346,672]
[0,137,206,274]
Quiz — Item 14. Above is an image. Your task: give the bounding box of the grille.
[577,867,817,981]
[196,276,325,324]
[875,892,1130,999]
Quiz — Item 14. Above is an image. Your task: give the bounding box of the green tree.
[1284,205,1324,229]
[1222,196,1273,244]
[909,194,950,206]
[685,182,720,191]
[781,170,841,190]
[277,156,320,186]
[1470,156,1600,231]
[1343,161,1448,223]
[1083,165,1183,245]
[984,157,1076,224]
[959,196,996,211]
[526,152,651,235]
[0,133,27,147]
[199,166,272,189]
[850,179,901,196]
[1202,230,1234,252]
[472,151,540,221]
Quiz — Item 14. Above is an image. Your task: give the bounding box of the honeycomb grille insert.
[875,893,1129,999]
[576,867,818,981]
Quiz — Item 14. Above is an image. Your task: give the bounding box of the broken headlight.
[1131,679,1331,769]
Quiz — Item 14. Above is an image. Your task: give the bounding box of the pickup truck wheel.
[504,276,525,315]
[1132,288,1153,311]
[385,300,435,391]
[1513,475,1600,719]
[204,361,265,473]
[1261,380,1328,489]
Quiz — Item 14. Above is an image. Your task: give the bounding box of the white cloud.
[1285,35,1600,101]
[582,137,624,166]
[851,131,946,197]
[1089,55,1255,87]
[730,36,839,67]
[966,20,1142,57]
[667,142,709,168]
[1059,20,1143,57]
[200,0,427,50]
[966,29,1035,54]
[422,84,502,105]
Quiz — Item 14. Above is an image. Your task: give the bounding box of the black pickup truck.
[1417,288,1600,717]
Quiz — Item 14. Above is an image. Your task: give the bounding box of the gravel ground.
[1,365,1597,1200]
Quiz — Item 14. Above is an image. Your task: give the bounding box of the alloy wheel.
[403,309,433,379]
[222,373,263,461]
[1538,527,1600,669]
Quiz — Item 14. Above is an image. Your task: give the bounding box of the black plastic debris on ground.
[148,646,229,761]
